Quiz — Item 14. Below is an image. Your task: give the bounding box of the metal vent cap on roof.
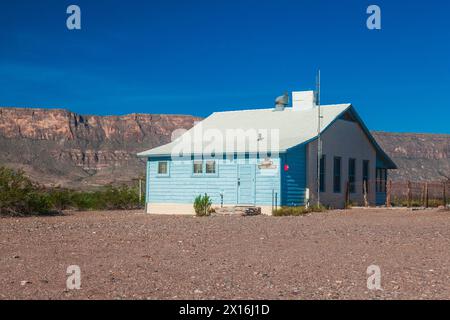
[274,92,289,111]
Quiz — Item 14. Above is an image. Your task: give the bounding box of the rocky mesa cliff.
[0,107,201,188]
[0,107,448,188]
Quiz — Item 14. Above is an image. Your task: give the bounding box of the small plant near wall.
[194,193,212,216]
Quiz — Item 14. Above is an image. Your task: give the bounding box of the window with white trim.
[205,160,216,174]
[193,160,203,174]
[157,161,168,175]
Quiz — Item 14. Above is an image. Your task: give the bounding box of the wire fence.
[387,180,449,208]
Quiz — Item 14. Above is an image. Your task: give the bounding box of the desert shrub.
[272,206,308,216]
[194,193,212,216]
[102,185,141,210]
[70,185,141,211]
[24,191,53,214]
[391,198,443,208]
[0,166,53,216]
[428,199,446,208]
[48,188,73,210]
[272,205,326,216]
[70,191,103,211]
[0,166,143,215]
[309,205,325,213]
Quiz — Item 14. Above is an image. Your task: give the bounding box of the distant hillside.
[372,132,449,182]
[0,107,448,187]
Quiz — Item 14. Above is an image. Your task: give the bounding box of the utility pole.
[316,70,322,208]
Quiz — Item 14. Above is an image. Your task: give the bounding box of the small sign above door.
[258,158,277,170]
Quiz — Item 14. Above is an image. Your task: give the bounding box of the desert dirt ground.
[1,208,449,300]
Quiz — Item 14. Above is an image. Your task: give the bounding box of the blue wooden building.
[138,91,396,214]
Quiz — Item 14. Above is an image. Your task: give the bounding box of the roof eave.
[136,150,288,158]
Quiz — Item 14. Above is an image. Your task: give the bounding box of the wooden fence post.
[443,182,447,207]
[386,180,392,208]
[425,182,429,208]
[407,181,412,208]
[420,183,424,207]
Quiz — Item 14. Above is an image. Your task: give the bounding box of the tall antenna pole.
[316,70,322,208]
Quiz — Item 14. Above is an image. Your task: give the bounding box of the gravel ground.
[1,208,449,300]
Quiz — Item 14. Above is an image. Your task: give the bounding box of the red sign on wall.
[284,164,290,172]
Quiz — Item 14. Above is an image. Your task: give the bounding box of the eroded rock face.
[373,132,450,181]
[0,108,198,143]
[0,107,201,188]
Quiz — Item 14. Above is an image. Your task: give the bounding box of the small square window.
[206,160,216,174]
[193,161,203,174]
[157,161,168,175]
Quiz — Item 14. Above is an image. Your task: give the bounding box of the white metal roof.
[137,104,351,157]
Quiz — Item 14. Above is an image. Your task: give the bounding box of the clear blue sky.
[1,0,449,133]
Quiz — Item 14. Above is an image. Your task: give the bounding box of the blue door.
[238,164,255,205]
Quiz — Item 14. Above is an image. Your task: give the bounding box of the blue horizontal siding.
[255,157,281,206]
[146,156,281,206]
[280,145,307,207]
